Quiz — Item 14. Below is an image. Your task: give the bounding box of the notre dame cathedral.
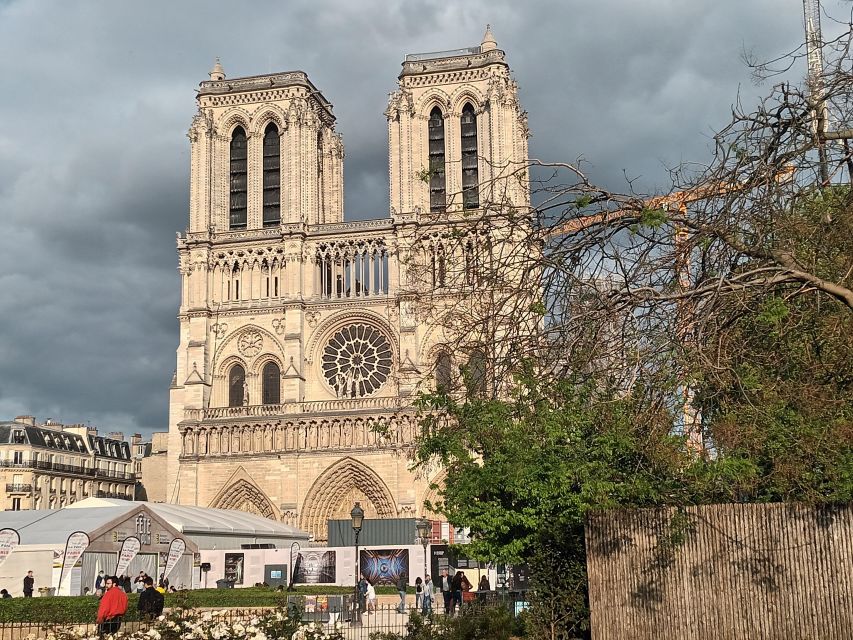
[166,27,530,542]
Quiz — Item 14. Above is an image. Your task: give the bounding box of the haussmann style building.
[167,27,530,542]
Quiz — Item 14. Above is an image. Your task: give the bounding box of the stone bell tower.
[386,25,530,217]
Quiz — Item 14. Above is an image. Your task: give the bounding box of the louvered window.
[262,124,281,226]
[428,107,446,213]
[461,103,479,209]
[435,351,453,392]
[229,127,248,229]
[262,362,281,405]
[228,364,246,407]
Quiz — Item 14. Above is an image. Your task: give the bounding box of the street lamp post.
[288,541,300,591]
[416,518,432,585]
[351,502,365,627]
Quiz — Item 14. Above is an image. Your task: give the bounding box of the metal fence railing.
[0,594,530,640]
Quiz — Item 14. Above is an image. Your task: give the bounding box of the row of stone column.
[180,414,421,456]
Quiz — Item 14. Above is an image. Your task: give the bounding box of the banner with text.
[115,536,141,577]
[163,538,186,579]
[0,529,20,568]
[59,531,90,594]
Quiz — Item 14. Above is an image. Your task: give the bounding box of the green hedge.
[0,586,407,623]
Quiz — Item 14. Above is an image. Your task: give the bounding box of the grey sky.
[0,0,836,436]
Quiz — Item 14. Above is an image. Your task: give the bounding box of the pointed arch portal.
[209,478,278,520]
[300,457,397,542]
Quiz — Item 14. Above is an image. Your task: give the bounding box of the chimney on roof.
[14,415,36,426]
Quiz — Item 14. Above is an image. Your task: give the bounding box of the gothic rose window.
[322,324,392,398]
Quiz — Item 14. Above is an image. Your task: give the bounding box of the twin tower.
[167,28,530,542]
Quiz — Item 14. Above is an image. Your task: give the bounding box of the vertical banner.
[115,536,141,577]
[58,531,90,595]
[163,538,186,579]
[0,528,20,568]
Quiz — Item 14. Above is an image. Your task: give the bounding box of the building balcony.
[5,483,33,493]
[184,396,403,422]
[0,459,134,482]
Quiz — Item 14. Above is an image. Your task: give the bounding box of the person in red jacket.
[97,576,128,635]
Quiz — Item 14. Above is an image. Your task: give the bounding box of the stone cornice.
[198,71,334,118]
[400,48,507,81]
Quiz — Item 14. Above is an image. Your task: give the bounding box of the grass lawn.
[0,586,406,623]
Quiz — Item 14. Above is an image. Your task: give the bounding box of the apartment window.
[13,451,23,465]
[11,498,21,511]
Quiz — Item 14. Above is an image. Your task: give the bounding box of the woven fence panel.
[585,502,853,640]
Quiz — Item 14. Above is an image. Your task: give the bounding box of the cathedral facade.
[166,28,530,542]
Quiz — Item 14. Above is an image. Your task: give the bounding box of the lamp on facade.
[351,502,365,627]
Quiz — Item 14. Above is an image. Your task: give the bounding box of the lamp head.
[416,518,432,540]
[350,502,365,532]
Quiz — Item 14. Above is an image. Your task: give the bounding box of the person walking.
[439,568,453,615]
[450,570,463,614]
[366,580,377,614]
[357,574,368,617]
[137,576,164,621]
[133,571,146,593]
[421,575,434,616]
[94,571,105,595]
[414,576,423,610]
[22,571,34,598]
[396,573,407,613]
[96,576,128,636]
[478,574,490,592]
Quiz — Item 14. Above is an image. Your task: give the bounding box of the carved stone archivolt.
[209,468,279,520]
[299,457,397,543]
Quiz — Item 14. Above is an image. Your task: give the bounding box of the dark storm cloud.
[0,0,837,434]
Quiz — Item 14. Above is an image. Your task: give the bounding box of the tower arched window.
[466,349,487,397]
[262,123,281,227]
[461,103,479,209]
[428,107,446,213]
[229,126,248,229]
[262,361,281,405]
[228,364,246,407]
[435,351,453,392]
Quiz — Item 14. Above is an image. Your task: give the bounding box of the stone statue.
[242,381,249,406]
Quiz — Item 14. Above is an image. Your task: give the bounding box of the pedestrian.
[94,570,105,593]
[122,575,132,593]
[478,574,490,592]
[96,576,128,636]
[158,573,169,590]
[439,568,453,615]
[366,580,377,614]
[357,574,368,616]
[396,573,407,613]
[0,589,11,599]
[450,570,463,614]
[421,575,434,616]
[22,571,34,598]
[137,576,165,621]
[133,571,146,593]
[414,576,423,610]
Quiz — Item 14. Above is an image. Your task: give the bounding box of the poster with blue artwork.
[359,548,409,585]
